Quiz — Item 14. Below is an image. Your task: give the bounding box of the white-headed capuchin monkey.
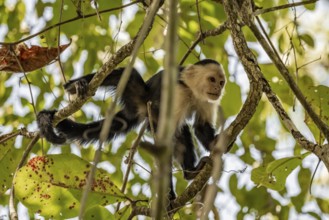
[37,59,226,199]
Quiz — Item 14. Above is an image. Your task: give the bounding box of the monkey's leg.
[168,162,177,200]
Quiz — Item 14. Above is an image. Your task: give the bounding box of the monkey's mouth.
[207,92,220,99]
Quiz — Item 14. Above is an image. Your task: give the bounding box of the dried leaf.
[0,41,71,73]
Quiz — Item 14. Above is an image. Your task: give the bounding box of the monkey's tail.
[55,119,105,144]
[37,110,106,144]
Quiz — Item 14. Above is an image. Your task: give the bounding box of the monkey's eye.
[208,76,216,83]
[219,80,225,86]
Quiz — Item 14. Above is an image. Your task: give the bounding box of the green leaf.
[304,2,316,10]
[115,204,132,220]
[14,154,127,218]
[300,34,315,48]
[307,211,322,220]
[291,167,311,212]
[304,85,329,143]
[251,153,310,191]
[221,81,242,117]
[84,205,115,220]
[0,135,22,194]
[316,198,329,214]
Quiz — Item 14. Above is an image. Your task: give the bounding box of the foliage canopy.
[0,0,329,219]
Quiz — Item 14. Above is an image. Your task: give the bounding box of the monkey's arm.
[64,68,142,95]
[37,68,148,144]
[193,118,216,151]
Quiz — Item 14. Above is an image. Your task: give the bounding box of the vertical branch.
[116,121,148,211]
[201,130,226,219]
[153,0,179,218]
[78,1,162,218]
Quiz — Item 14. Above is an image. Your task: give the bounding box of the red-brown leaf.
[0,41,71,73]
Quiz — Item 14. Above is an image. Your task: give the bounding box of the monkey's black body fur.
[37,59,226,199]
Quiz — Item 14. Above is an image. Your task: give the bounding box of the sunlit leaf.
[251,153,310,191]
[221,81,242,117]
[316,198,329,214]
[291,168,311,212]
[14,154,128,218]
[0,135,20,194]
[84,205,115,220]
[305,85,329,143]
[115,204,132,220]
[300,34,315,48]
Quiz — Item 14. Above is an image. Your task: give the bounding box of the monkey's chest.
[173,94,200,128]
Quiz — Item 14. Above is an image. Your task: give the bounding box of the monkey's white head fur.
[181,62,226,104]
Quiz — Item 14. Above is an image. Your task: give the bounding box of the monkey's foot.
[184,156,212,180]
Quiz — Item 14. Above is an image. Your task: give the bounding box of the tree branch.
[247,17,329,141]
[224,0,329,171]
[221,0,264,148]
[201,132,226,219]
[261,79,318,151]
[116,121,148,211]
[180,21,229,65]
[152,0,179,218]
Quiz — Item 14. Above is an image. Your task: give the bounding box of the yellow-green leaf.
[251,153,310,191]
[14,154,127,218]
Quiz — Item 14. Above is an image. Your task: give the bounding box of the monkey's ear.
[183,65,196,77]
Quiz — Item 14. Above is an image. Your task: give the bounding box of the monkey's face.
[203,64,226,101]
[182,63,226,102]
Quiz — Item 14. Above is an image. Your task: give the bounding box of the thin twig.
[0,0,141,46]
[0,128,36,144]
[57,0,67,83]
[253,0,318,16]
[196,0,204,44]
[92,0,102,21]
[180,21,229,65]
[0,131,21,144]
[297,56,321,70]
[10,45,37,116]
[309,158,321,195]
[116,120,148,211]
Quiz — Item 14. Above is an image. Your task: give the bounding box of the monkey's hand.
[64,78,89,98]
[37,110,66,144]
[184,156,212,180]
